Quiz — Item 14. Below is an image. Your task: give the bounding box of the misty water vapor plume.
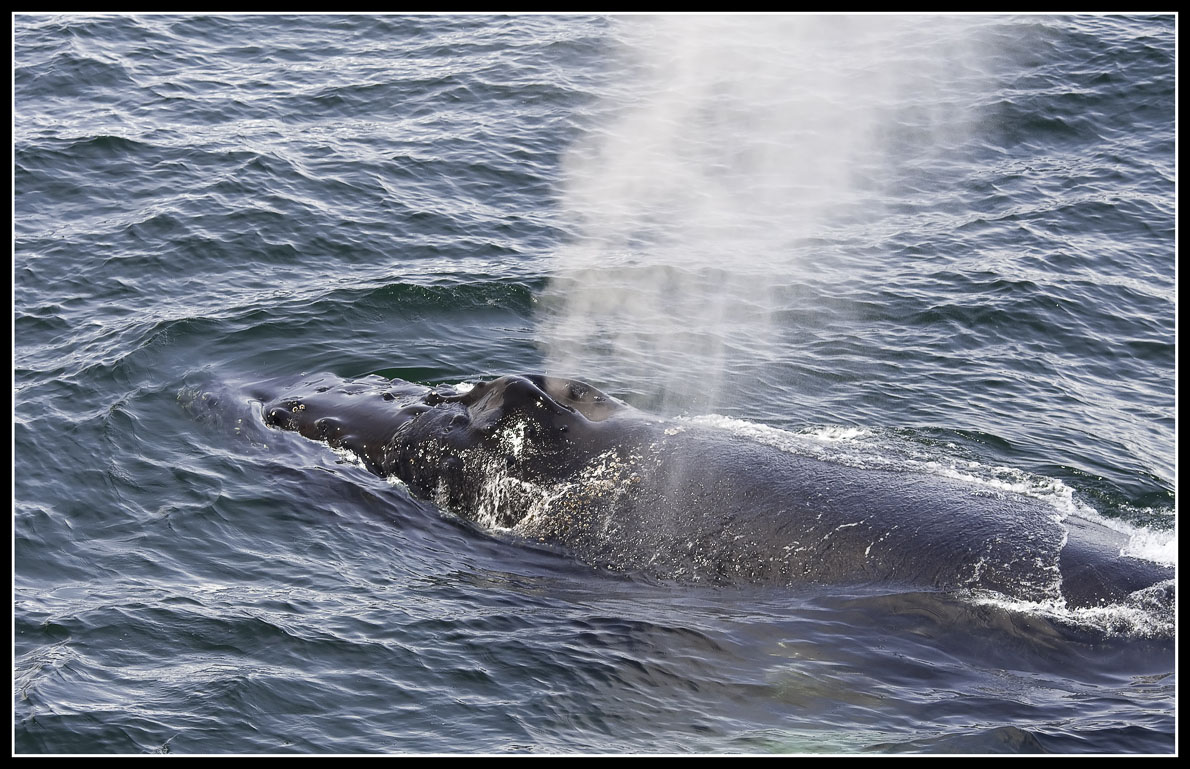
[540,15,987,413]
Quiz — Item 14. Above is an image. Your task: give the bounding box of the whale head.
[262,374,638,513]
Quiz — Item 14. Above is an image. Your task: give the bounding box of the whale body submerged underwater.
[257,373,1173,609]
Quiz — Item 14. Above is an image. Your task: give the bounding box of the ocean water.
[13,14,1175,754]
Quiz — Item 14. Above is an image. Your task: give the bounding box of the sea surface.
[13,14,1176,754]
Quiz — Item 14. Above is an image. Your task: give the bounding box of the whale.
[257,372,1173,608]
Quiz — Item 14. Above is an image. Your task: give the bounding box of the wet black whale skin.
[258,373,1173,608]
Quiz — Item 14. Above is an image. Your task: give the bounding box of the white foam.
[1113,520,1177,567]
[491,420,524,459]
[330,445,369,471]
[967,582,1175,638]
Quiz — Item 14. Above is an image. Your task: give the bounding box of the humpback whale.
[258,373,1172,608]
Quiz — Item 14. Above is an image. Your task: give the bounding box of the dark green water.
[14,15,1174,754]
